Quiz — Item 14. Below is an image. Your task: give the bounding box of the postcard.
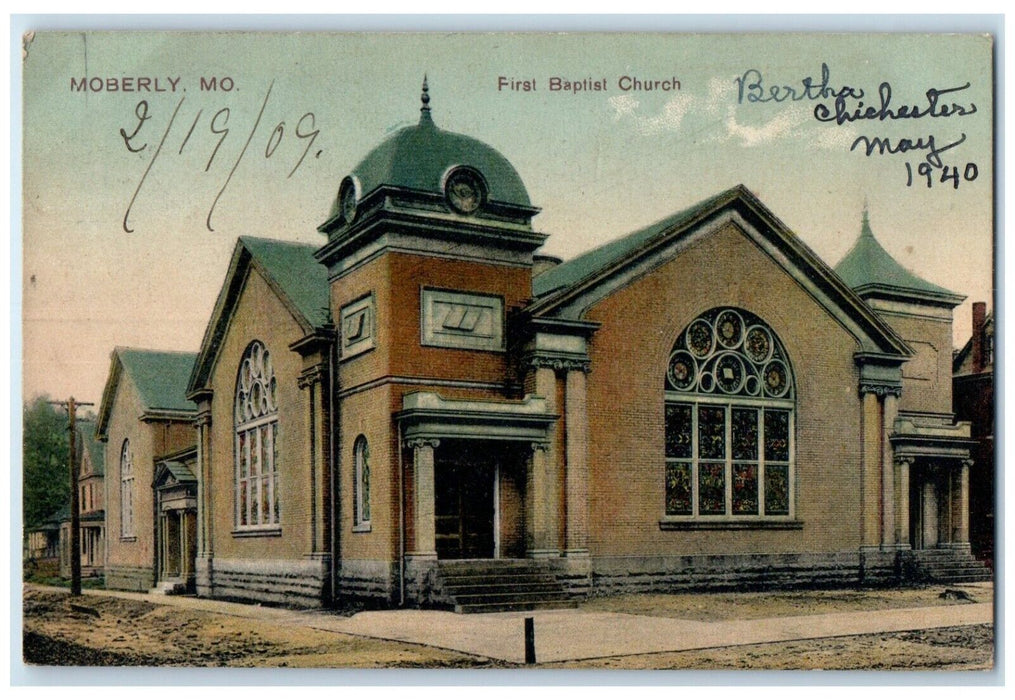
[19,28,995,673]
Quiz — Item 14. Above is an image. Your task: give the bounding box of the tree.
[23,395,70,529]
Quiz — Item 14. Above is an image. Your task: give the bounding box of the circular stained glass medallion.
[744,325,773,363]
[686,319,714,358]
[715,352,745,394]
[699,372,715,393]
[763,360,789,397]
[667,351,697,390]
[715,310,744,349]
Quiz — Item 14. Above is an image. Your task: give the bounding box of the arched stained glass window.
[234,341,280,529]
[664,308,795,519]
[120,439,134,538]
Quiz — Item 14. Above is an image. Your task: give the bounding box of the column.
[407,438,439,559]
[957,460,972,547]
[525,442,557,557]
[533,366,560,552]
[194,408,213,558]
[298,365,329,557]
[881,392,898,548]
[895,456,912,549]
[860,391,881,550]
[922,479,938,547]
[564,367,591,556]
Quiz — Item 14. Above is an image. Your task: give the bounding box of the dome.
[329,80,532,219]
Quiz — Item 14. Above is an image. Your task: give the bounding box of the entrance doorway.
[435,441,496,559]
[158,509,197,583]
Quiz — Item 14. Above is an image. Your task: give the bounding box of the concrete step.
[442,573,559,587]
[454,592,580,608]
[443,581,563,596]
[151,580,187,595]
[909,550,993,584]
[437,559,572,614]
[452,590,572,605]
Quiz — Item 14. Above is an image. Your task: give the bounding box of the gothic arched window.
[664,308,795,519]
[235,340,280,529]
[353,435,370,530]
[120,439,134,538]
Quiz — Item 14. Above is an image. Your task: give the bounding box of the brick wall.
[207,266,313,562]
[582,222,865,557]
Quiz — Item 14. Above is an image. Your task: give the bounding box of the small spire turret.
[420,75,432,123]
[861,198,873,238]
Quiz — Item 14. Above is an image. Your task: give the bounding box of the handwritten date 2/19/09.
[120,81,322,232]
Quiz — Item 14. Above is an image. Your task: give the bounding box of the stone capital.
[194,410,213,428]
[297,364,327,390]
[859,382,903,398]
[530,441,551,453]
[405,437,440,451]
[525,354,591,374]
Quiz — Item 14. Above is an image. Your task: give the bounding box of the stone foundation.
[105,564,155,592]
[589,550,901,595]
[337,558,399,603]
[196,557,329,608]
[196,549,914,608]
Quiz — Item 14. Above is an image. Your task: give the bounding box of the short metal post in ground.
[524,616,536,664]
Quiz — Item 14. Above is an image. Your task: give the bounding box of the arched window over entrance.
[664,307,795,520]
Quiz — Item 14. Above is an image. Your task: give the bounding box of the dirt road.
[21,585,994,670]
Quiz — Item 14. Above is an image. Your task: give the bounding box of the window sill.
[352,523,372,533]
[231,526,282,538]
[659,519,804,531]
[119,536,137,542]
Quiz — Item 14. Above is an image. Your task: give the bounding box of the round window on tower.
[444,167,486,215]
[339,176,358,224]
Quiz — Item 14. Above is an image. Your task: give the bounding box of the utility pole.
[49,396,94,596]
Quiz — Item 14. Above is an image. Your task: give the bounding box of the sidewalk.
[50,583,994,664]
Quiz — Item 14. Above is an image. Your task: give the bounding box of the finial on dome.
[420,74,431,120]
[861,198,873,238]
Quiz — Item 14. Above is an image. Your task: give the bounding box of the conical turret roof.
[834,207,963,307]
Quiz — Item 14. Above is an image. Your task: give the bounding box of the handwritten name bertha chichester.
[70,76,181,92]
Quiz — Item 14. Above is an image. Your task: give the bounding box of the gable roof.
[96,348,198,438]
[528,184,911,357]
[239,237,331,328]
[834,209,964,306]
[533,188,735,298]
[953,310,993,373]
[75,419,105,476]
[187,237,331,396]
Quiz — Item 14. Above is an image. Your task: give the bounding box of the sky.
[20,31,994,406]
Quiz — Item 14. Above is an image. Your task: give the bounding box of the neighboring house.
[953,301,994,565]
[177,84,985,610]
[58,419,107,578]
[95,348,198,592]
[25,510,62,562]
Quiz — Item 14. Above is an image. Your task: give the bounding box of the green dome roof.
[337,86,531,214]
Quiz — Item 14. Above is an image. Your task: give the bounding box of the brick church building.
[98,81,989,608]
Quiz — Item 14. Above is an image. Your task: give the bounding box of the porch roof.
[397,392,558,443]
